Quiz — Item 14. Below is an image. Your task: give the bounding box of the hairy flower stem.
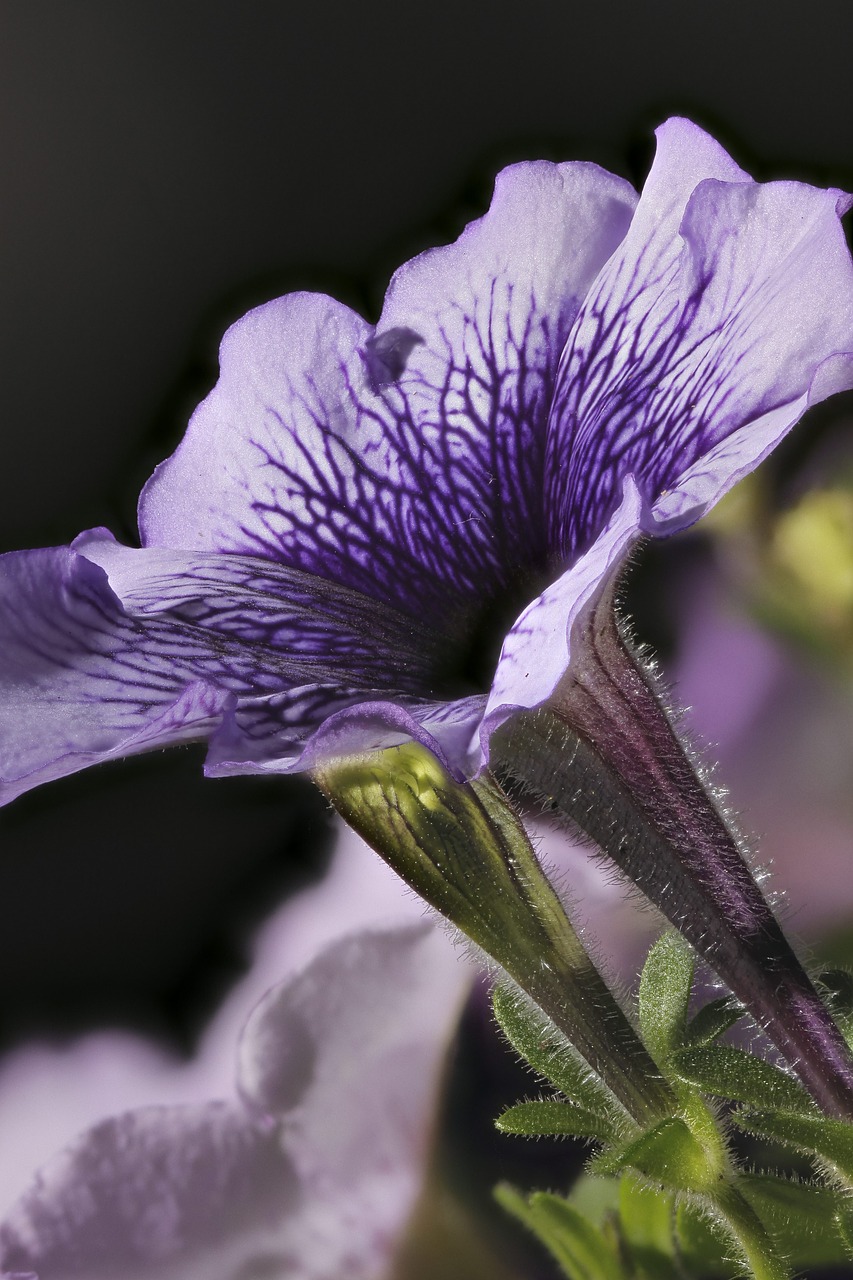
[491,581,853,1120]
[316,745,673,1127]
[712,1183,788,1280]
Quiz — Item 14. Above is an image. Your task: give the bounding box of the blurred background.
[1,1,853,1273]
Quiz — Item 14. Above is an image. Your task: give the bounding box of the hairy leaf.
[496,1099,614,1142]
[684,996,745,1047]
[673,1045,816,1114]
[492,984,629,1128]
[639,933,694,1066]
[737,1109,853,1183]
[740,1174,851,1269]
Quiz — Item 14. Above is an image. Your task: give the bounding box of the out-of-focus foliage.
[705,470,853,672]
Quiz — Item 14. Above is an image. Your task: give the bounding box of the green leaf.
[736,1108,853,1183]
[494,1184,625,1280]
[492,984,627,1127]
[740,1173,851,1269]
[496,1099,613,1141]
[617,1175,680,1279]
[638,933,694,1066]
[594,1117,721,1192]
[836,1203,853,1255]
[673,1044,817,1114]
[684,996,745,1047]
[674,1202,736,1277]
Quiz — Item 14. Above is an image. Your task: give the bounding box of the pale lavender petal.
[481,477,643,745]
[0,1102,298,1280]
[0,927,470,1280]
[237,926,471,1278]
[0,829,434,1223]
[205,687,487,781]
[75,530,441,691]
[649,353,853,531]
[139,163,635,620]
[0,547,231,804]
[547,117,853,555]
[0,533,466,804]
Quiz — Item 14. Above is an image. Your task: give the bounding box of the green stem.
[315,744,674,1127]
[712,1183,790,1280]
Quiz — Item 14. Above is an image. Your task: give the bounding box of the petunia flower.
[3,117,853,1112]
[6,114,852,801]
[0,920,471,1280]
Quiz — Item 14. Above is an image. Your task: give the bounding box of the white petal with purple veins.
[5,120,853,805]
[206,688,487,781]
[547,117,853,556]
[75,530,441,689]
[139,163,635,618]
[481,478,643,742]
[0,546,232,804]
[0,534,460,804]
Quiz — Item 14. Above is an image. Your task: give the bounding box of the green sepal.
[496,1099,614,1142]
[684,996,745,1047]
[676,1194,792,1280]
[736,1108,853,1183]
[492,984,628,1128]
[708,1183,791,1280]
[592,1116,721,1192]
[638,933,694,1066]
[672,1044,817,1114]
[494,1183,625,1280]
[317,745,671,1126]
[740,1173,852,1269]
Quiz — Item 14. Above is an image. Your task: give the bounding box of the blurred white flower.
[0,825,472,1279]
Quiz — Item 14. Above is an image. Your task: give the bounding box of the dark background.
[1,0,852,1048]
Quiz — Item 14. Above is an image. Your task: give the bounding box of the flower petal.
[75,530,441,692]
[0,1102,299,1280]
[547,116,853,555]
[140,163,635,621]
[482,476,643,743]
[0,546,232,804]
[0,926,470,1280]
[236,925,471,1277]
[205,687,487,780]
[649,352,853,531]
[0,533,461,804]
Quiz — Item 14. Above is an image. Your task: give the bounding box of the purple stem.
[492,581,853,1120]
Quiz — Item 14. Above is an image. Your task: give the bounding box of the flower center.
[433,569,551,698]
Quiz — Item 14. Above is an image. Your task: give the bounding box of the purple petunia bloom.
[1,117,852,802]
